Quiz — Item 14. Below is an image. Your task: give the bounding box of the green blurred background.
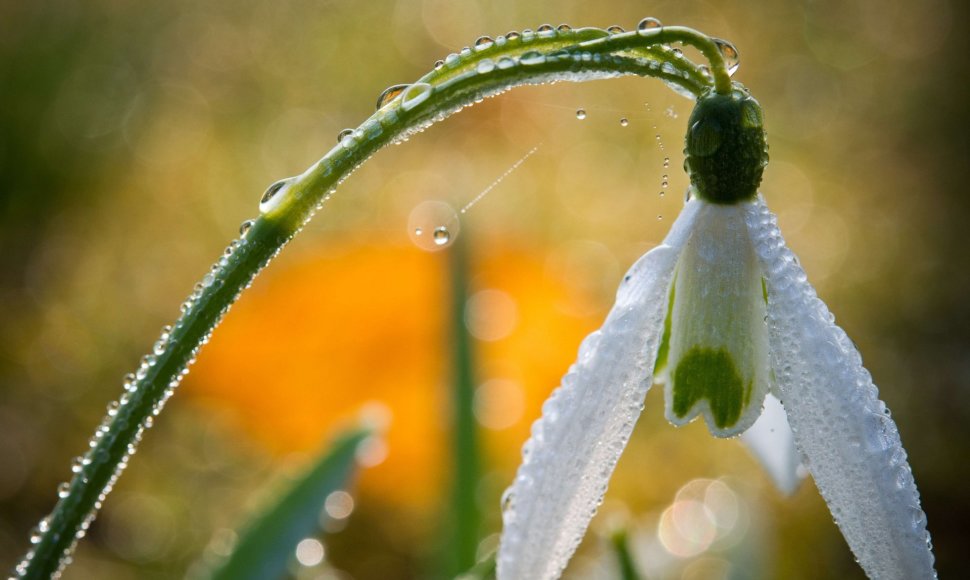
[1,0,968,578]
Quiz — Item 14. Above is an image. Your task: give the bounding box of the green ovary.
[672,346,750,429]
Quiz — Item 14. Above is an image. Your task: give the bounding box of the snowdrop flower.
[497,87,935,579]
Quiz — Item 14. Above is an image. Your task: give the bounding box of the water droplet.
[576,108,587,120]
[712,37,740,76]
[663,157,670,168]
[432,227,450,246]
[57,482,71,498]
[519,51,544,65]
[557,24,572,32]
[505,31,521,41]
[501,487,514,511]
[619,117,629,127]
[375,83,409,110]
[239,219,255,237]
[433,59,444,70]
[476,59,495,74]
[664,106,678,119]
[408,201,460,251]
[260,180,288,205]
[497,56,516,70]
[606,25,625,34]
[336,128,353,143]
[659,191,665,198]
[536,24,555,37]
[672,47,683,58]
[474,35,494,50]
[658,214,663,220]
[400,83,432,111]
[637,17,663,32]
[662,174,669,188]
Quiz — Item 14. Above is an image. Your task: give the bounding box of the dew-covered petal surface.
[661,202,770,437]
[745,197,935,579]
[496,200,701,580]
[739,393,805,495]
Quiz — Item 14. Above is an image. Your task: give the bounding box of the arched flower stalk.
[14,19,933,580]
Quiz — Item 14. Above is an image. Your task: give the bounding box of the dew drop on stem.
[637,17,663,32]
[712,37,741,76]
[336,128,353,143]
[557,23,572,32]
[474,35,494,50]
[606,25,625,34]
[375,83,409,110]
[260,180,287,205]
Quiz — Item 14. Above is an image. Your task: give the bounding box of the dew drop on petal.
[576,108,587,120]
[619,117,629,127]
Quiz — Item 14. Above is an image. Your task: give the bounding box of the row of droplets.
[14,218,276,579]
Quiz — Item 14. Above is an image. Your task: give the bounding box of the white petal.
[739,393,806,495]
[497,200,702,580]
[745,197,935,579]
[661,202,770,437]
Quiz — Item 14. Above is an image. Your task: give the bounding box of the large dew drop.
[375,83,409,110]
[400,83,433,112]
[637,17,663,32]
[712,37,741,76]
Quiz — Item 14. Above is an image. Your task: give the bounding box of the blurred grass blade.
[445,233,483,576]
[610,528,641,580]
[209,427,371,580]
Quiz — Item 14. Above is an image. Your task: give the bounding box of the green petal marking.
[654,280,676,373]
[672,346,752,429]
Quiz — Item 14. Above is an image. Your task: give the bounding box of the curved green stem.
[578,26,732,94]
[17,23,736,579]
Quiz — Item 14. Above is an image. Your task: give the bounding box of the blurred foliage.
[1,0,968,578]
